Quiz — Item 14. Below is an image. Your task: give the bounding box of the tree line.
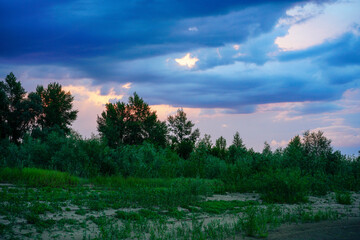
[1,72,205,159]
[0,72,77,143]
[1,72,360,194]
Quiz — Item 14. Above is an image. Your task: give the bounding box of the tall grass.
[90,176,225,193]
[0,168,79,187]
[89,177,224,208]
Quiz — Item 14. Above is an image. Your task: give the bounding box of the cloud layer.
[0,0,359,154]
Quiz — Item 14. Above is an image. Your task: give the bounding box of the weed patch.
[197,200,259,214]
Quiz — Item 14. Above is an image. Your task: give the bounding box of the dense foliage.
[0,73,77,143]
[167,108,200,159]
[1,73,360,203]
[0,73,42,144]
[97,92,167,147]
[35,83,78,135]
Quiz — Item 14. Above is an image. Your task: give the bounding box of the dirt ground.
[248,217,360,240]
[1,184,359,239]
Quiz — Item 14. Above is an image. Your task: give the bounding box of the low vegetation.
[0,167,79,187]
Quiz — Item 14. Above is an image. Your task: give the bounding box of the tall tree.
[302,130,333,174]
[167,108,200,159]
[283,135,304,168]
[232,132,245,148]
[0,73,42,143]
[228,132,247,163]
[197,134,212,151]
[302,130,332,158]
[35,83,78,135]
[262,141,272,156]
[97,92,167,147]
[212,136,227,159]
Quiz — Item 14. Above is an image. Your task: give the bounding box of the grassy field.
[0,168,359,239]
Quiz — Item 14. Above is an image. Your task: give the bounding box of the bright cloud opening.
[63,85,124,106]
[175,53,199,68]
[61,85,125,137]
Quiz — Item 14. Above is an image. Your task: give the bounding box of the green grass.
[240,206,269,238]
[115,210,141,221]
[282,206,340,224]
[166,207,187,219]
[0,167,79,187]
[197,200,259,214]
[90,176,225,193]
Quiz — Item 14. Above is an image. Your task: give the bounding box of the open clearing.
[1,183,359,240]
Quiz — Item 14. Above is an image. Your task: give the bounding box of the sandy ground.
[1,185,359,239]
[239,217,360,240]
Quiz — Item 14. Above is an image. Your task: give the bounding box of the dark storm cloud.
[0,0,350,113]
[0,0,318,63]
[129,71,342,110]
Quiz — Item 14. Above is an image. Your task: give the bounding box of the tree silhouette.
[228,131,247,163]
[0,73,42,143]
[34,82,78,135]
[97,92,167,147]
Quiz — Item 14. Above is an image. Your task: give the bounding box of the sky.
[0,0,359,155]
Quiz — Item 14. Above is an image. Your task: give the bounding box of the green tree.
[197,134,212,151]
[302,130,332,158]
[212,136,227,159]
[232,131,245,148]
[228,132,247,163]
[283,135,304,169]
[167,108,200,159]
[262,141,272,156]
[0,73,42,143]
[97,92,167,147]
[34,83,78,135]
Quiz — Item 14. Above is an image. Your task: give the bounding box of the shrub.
[203,156,227,179]
[335,191,352,205]
[308,172,330,196]
[258,169,309,204]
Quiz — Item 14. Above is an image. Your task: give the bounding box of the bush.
[335,191,352,205]
[308,172,330,196]
[203,156,227,179]
[258,169,309,204]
